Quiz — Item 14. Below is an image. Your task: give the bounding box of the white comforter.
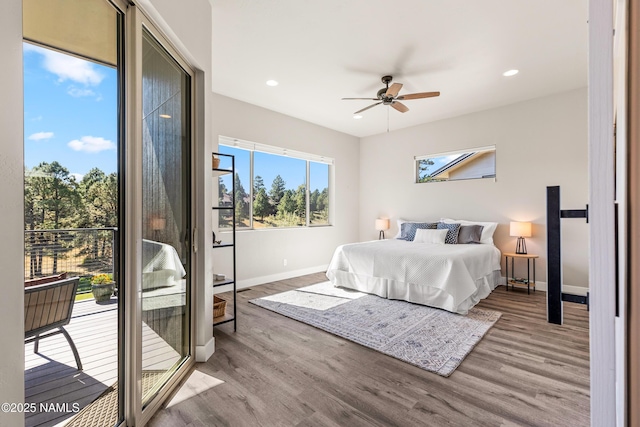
[326,239,501,314]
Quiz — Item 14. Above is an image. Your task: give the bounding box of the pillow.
[413,228,448,244]
[437,222,461,244]
[440,218,498,244]
[457,224,484,244]
[394,218,437,239]
[398,222,438,241]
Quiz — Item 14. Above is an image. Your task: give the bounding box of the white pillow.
[413,228,448,244]
[440,218,498,245]
[394,218,437,239]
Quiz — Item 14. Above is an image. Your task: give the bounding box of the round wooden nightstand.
[504,253,539,294]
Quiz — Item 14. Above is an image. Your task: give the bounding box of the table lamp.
[510,221,532,254]
[375,218,390,240]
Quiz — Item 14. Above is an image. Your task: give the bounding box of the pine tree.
[253,187,270,221]
[294,184,306,219]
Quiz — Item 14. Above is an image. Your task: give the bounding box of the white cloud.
[27,44,104,86]
[28,131,54,141]
[23,43,40,54]
[25,44,105,101]
[68,136,116,153]
[67,86,96,98]
[70,173,84,182]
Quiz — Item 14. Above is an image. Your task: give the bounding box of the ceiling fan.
[342,75,440,115]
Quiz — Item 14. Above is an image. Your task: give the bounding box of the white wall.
[359,88,589,288]
[0,1,25,425]
[211,94,360,286]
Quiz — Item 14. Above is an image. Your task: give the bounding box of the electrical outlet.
[283,258,287,266]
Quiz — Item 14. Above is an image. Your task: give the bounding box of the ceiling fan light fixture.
[502,69,519,77]
[266,79,279,86]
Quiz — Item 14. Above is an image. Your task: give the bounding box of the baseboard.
[214,265,328,293]
[195,337,215,362]
[500,277,588,295]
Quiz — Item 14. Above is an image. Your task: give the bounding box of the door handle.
[192,228,198,253]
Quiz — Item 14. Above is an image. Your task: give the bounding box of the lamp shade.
[150,217,166,231]
[375,218,390,231]
[510,221,532,237]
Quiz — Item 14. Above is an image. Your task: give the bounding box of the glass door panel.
[23,0,124,426]
[140,27,191,406]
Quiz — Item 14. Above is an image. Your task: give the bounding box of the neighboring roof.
[428,152,477,178]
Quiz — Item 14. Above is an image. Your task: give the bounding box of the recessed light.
[353,114,363,119]
[503,69,519,77]
[159,114,172,119]
[266,80,279,87]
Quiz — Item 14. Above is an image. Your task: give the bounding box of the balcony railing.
[24,227,116,295]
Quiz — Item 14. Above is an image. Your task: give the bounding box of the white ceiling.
[211,0,588,138]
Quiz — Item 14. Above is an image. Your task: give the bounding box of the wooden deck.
[25,296,182,427]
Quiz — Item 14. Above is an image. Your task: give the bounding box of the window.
[309,162,329,225]
[218,137,332,229]
[217,146,250,228]
[415,145,496,183]
[254,151,306,227]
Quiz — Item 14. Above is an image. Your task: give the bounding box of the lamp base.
[379,230,385,240]
[515,237,527,254]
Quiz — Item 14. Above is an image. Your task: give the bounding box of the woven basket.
[213,295,227,319]
[212,156,221,169]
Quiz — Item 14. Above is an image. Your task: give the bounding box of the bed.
[326,234,502,315]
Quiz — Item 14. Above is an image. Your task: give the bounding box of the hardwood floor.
[149,273,590,427]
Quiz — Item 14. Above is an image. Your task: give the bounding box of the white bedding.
[326,239,501,314]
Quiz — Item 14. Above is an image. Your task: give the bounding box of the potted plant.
[91,273,115,302]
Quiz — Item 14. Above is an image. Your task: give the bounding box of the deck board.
[25,297,182,427]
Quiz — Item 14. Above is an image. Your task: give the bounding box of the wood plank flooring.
[149,273,590,427]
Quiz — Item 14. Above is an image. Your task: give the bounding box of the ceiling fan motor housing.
[343,74,439,115]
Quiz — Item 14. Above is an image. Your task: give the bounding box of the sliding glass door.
[22,2,196,424]
[23,0,125,425]
[139,26,192,406]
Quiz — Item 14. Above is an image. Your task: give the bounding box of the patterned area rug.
[249,281,501,377]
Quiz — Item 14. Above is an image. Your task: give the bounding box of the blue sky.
[23,43,118,180]
[418,154,460,178]
[23,41,327,190]
[219,146,329,192]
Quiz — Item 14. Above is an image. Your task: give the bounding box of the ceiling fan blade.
[354,102,382,114]
[386,83,403,97]
[391,101,409,113]
[342,97,379,100]
[397,91,440,100]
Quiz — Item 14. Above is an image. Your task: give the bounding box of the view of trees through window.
[23,42,117,292]
[218,145,330,229]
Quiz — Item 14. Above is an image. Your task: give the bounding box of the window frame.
[218,136,333,230]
